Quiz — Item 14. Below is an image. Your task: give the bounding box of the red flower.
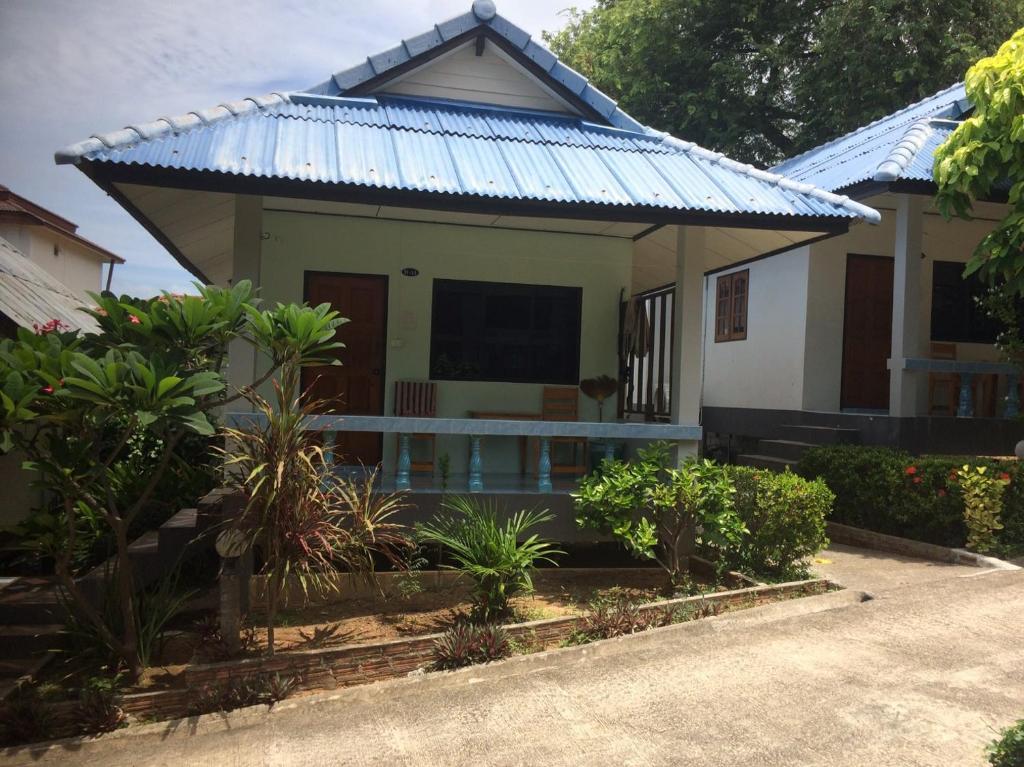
[905,466,917,476]
[40,385,53,394]
[913,476,922,485]
[999,472,1011,484]
[32,318,68,335]
[938,489,947,497]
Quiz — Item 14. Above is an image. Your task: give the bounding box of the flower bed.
[87,577,835,725]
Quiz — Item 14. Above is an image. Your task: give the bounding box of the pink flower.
[128,314,141,325]
[32,319,68,335]
[912,476,922,485]
[40,385,53,395]
[938,489,947,497]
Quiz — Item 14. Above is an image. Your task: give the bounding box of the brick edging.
[825,522,1021,570]
[108,578,831,722]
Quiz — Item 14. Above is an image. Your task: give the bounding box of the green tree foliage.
[546,0,1024,166]
[0,282,344,678]
[935,28,1024,294]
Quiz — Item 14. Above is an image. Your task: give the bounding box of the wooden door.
[841,255,893,410]
[302,272,387,466]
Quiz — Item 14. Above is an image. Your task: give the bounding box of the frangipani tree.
[0,281,344,678]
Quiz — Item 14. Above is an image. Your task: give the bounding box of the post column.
[668,225,707,461]
[889,194,924,417]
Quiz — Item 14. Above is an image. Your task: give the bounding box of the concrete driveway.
[6,563,1023,767]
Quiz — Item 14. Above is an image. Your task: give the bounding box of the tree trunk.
[266,572,277,655]
[112,518,143,680]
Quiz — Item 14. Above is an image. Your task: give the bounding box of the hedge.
[798,445,1023,553]
[715,467,832,580]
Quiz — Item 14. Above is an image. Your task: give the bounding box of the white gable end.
[377,41,579,114]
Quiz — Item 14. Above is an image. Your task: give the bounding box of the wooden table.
[468,411,540,476]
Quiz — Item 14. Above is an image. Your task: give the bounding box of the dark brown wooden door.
[841,255,893,410]
[302,272,387,466]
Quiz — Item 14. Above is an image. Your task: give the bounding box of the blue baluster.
[603,442,616,464]
[957,372,975,418]
[1005,373,1020,418]
[396,433,412,491]
[469,436,484,492]
[538,437,553,493]
[323,430,336,466]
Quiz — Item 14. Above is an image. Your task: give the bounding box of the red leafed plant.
[221,362,415,654]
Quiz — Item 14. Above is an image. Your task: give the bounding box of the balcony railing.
[226,414,701,493]
[889,357,1021,418]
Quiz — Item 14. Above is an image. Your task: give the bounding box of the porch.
[228,413,701,494]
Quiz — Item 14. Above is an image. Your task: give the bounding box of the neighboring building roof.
[772,83,970,194]
[56,93,879,223]
[0,184,126,264]
[0,235,99,333]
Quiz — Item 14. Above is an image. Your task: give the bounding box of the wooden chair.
[394,381,437,473]
[539,386,587,476]
[928,342,958,416]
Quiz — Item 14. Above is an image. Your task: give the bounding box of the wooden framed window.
[714,269,748,342]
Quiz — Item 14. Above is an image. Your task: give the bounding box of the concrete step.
[158,508,200,564]
[0,577,63,625]
[736,454,795,472]
[777,424,860,446]
[0,623,63,658]
[126,530,163,588]
[757,439,816,462]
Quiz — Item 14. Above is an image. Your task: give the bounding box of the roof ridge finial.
[472,0,496,21]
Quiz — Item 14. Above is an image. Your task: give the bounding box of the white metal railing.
[225,414,701,492]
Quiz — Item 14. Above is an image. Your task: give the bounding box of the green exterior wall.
[259,210,633,474]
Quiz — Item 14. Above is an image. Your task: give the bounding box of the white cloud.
[0,0,591,295]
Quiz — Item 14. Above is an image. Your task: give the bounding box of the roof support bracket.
[475,34,485,56]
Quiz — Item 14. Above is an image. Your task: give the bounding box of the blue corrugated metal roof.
[772,83,969,193]
[57,93,878,222]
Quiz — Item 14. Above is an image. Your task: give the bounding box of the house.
[0,183,124,300]
[54,1,876,534]
[696,84,1022,463]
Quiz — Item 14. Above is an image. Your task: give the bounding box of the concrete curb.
[9,586,870,759]
[826,522,1021,570]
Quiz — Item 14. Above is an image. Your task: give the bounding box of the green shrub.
[574,443,745,587]
[417,497,563,622]
[987,718,1024,767]
[959,465,1009,553]
[726,467,831,579]
[799,446,1024,552]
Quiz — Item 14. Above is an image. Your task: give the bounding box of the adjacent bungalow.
[697,84,1022,464]
[55,1,877,530]
[0,183,124,300]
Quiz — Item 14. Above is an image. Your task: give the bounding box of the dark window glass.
[429,279,582,384]
[930,261,1001,344]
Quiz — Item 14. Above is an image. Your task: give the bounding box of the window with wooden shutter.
[714,270,749,342]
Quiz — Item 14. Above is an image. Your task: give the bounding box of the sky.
[0,0,593,297]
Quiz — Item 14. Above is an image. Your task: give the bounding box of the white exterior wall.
[256,209,632,474]
[0,223,105,299]
[701,246,812,411]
